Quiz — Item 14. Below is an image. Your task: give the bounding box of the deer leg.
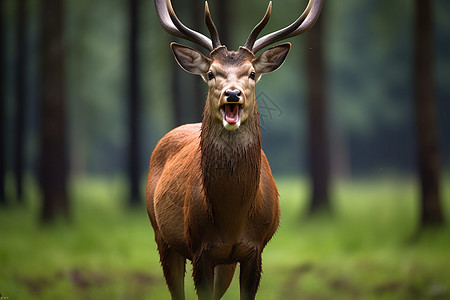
[239,250,262,300]
[213,263,237,299]
[156,234,186,300]
[192,252,215,300]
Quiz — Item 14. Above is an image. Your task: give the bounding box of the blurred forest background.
[1,0,450,299]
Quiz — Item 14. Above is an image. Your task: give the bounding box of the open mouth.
[220,103,243,125]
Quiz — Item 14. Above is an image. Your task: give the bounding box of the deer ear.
[171,42,211,75]
[253,43,291,74]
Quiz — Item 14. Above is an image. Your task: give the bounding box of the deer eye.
[207,71,215,80]
[249,71,256,80]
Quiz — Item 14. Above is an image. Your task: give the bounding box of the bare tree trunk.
[414,0,443,227]
[39,0,69,222]
[171,49,183,127]
[128,0,141,206]
[0,0,5,205]
[192,0,206,122]
[15,0,27,204]
[217,0,229,47]
[305,16,330,214]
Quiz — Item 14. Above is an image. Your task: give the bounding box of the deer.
[146,0,323,299]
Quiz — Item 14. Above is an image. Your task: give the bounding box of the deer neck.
[200,103,262,226]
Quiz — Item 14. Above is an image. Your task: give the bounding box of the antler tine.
[205,1,222,49]
[243,1,272,51]
[284,0,324,38]
[252,0,324,54]
[154,0,213,51]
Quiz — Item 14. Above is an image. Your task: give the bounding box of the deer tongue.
[224,104,240,124]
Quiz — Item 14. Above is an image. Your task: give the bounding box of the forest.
[1,0,449,299]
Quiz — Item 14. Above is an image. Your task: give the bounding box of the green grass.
[1,176,449,299]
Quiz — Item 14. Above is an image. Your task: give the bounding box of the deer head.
[155,0,324,131]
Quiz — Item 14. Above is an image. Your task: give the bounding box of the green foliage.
[1,177,449,299]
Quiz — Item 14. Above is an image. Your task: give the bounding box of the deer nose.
[225,89,242,102]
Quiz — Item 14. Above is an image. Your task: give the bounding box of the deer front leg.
[192,251,215,300]
[213,263,237,299]
[156,233,186,300]
[239,249,262,300]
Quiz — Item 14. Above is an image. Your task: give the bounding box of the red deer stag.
[147,0,323,299]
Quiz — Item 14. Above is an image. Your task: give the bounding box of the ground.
[0,175,449,299]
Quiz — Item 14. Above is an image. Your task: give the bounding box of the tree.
[414,0,443,227]
[191,0,206,122]
[39,0,69,222]
[171,52,183,127]
[305,13,330,214]
[0,0,5,205]
[128,0,141,206]
[15,0,27,204]
[217,0,229,47]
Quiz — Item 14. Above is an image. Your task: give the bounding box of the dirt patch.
[280,264,366,299]
[328,278,360,297]
[373,280,449,299]
[127,271,159,286]
[69,269,109,289]
[373,281,404,294]
[20,276,52,294]
[19,268,160,294]
[279,263,315,299]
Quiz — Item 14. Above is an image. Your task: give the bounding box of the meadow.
[1,176,449,299]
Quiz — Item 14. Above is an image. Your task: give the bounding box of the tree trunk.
[15,0,27,204]
[192,0,206,122]
[128,0,141,206]
[0,0,5,204]
[217,0,229,47]
[39,0,69,222]
[305,16,330,214]
[171,50,183,127]
[414,0,443,227]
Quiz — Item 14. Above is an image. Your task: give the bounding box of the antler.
[245,0,324,54]
[204,2,221,49]
[243,2,272,51]
[154,0,221,51]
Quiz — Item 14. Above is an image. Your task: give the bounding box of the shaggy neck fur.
[200,101,262,226]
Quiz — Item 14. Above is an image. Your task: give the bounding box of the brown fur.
[146,46,283,300]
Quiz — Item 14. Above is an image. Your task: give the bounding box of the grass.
[0,175,449,299]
